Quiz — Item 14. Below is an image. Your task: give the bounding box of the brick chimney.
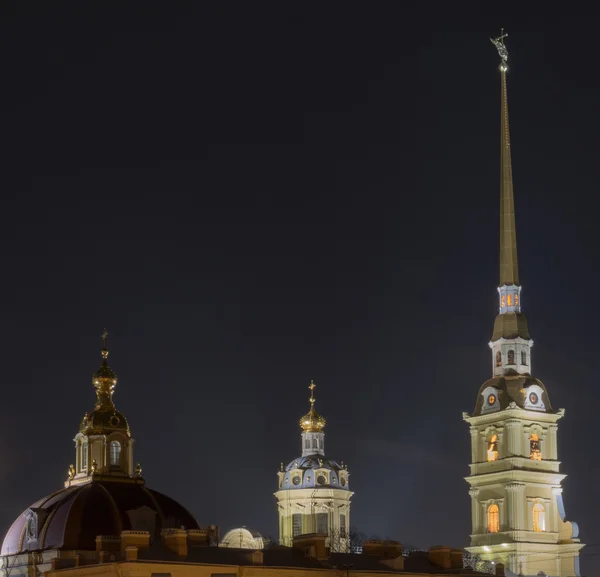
[187,529,210,547]
[428,545,458,570]
[292,533,328,560]
[362,540,403,558]
[161,528,188,557]
[244,550,264,565]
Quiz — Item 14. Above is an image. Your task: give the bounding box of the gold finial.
[280,462,284,472]
[490,29,509,67]
[68,464,75,480]
[135,463,143,477]
[91,459,98,474]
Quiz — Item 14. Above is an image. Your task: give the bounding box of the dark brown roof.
[472,373,554,416]
[1,481,199,555]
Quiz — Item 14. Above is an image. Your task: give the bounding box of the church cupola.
[275,381,353,551]
[67,330,136,487]
[299,381,326,456]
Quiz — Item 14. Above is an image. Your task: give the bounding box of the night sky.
[1,2,599,575]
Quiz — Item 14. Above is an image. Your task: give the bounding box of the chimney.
[244,550,263,565]
[120,531,150,555]
[187,529,209,547]
[292,533,328,560]
[95,535,121,553]
[428,545,452,570]
[125,546,137,561]
[362,540,403,558]
[161,529,188,557]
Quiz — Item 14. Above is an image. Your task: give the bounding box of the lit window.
[496,351,502,367]
[501,295,506,307]
[507,350,515,364]
[521,350,527,365]
[507,294,512,306]
[530,434,542,460]
[82,441,88,470]
[488,504,500,533]
[487,434,498,462]
[515,294,519,306]
[533,503,545,532]
[110,441,121,466]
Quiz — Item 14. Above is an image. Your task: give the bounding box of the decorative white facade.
[275,382,353,551]
[464,33,583,577]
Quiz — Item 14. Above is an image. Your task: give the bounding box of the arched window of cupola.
[507,350,515,365]
[530,434,542,461]
[501,295,506,308]
[487,434,498,462]
[305,439,310,449]
[533,503,546,532]
[521,350,527,365]
[487,504,500,533]
[515,293,519,306]
[496,351,502,367]
[110,441,121,466]
[312,438,318,449]
[507,294,512,306]
[82,441,88,470]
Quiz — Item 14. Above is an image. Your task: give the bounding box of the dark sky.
[1,2,599,574]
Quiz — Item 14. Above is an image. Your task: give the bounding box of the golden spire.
[491,30,519,287]
[92,328,117,409]
[299,380,326,432]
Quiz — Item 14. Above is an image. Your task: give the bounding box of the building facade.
[463,33,583,577]
[274,382,352,551]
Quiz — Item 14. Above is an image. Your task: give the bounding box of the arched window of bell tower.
[487,504,500,533]
[110,441,121,466]
[507,350,515,365]
[495,351,502,367]
[533,503,546,532]
[530,434,542,460]
[82,441,88,470]
[487,434,498,462]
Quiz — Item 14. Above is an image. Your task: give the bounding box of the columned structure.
[463,32,583,577]
[275,382,352,552]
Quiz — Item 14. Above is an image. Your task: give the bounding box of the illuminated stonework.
[274,382,353,551]
[464,32,583,577]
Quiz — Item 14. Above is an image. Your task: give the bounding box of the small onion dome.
[299,380,326,432]
[299,404,326,432]
[93,348,117,382]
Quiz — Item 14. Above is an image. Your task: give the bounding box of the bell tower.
[463,32,583,577]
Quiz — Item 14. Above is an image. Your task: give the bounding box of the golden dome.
[299,381,326,432]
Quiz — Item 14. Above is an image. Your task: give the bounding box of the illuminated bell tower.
[463,32,583,577]
[275,382,352,551]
